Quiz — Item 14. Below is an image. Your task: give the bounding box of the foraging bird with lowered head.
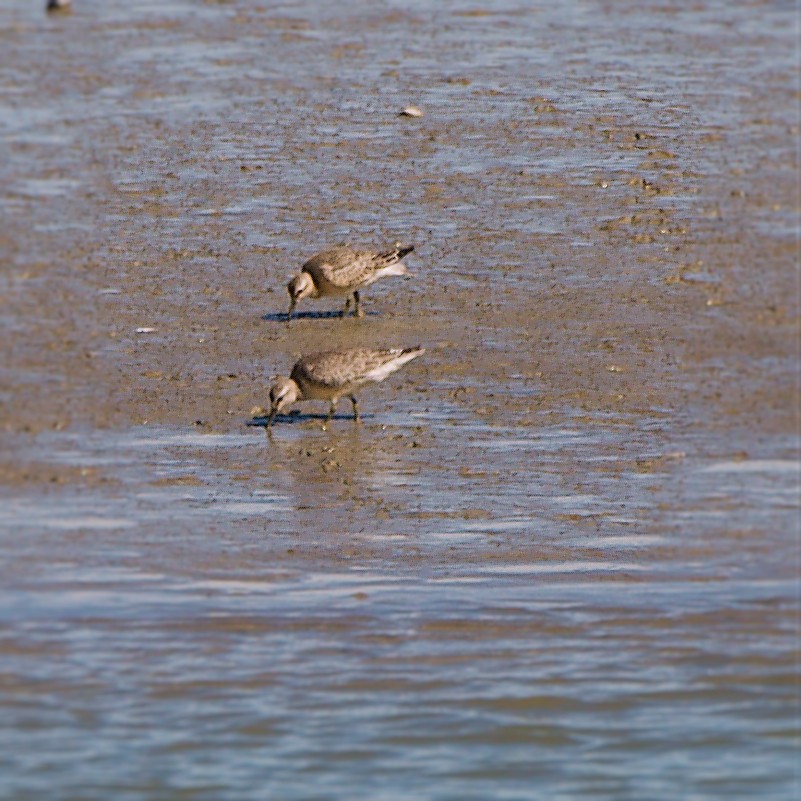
[264,346,425,429]
[286,243,413,320]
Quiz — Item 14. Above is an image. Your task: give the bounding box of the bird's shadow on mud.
[247,411,370,428]
[261,310,379,323]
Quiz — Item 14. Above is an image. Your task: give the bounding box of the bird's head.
[267,377,299,426]
[286,273,314,319]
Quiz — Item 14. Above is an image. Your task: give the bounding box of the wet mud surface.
[1,1,798,799]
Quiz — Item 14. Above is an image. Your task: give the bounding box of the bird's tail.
[377,242,414,266]
[392,345,425,368]
[364,346,426,382]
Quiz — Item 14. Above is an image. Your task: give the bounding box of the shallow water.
[2,418,798,799]
[1,0,799,799]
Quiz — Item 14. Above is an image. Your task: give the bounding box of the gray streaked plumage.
[265,346,425,429]
[286,243,413,320]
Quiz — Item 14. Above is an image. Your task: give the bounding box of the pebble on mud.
[399,106,424,118]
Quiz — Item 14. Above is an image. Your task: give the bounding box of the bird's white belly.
[298,379,357,401]
[317,282,356,297]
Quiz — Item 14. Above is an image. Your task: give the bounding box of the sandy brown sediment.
[0,3,797,494]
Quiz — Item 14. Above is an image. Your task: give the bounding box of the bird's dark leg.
[353,290,363,318]
[350,395,360,422]
[341,296,351,318]
[323,400,337,430]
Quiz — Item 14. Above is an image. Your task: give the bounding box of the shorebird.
[286,243,413,320]
[264,346,425,429]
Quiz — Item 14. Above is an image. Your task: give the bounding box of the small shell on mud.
[399,106,424,118]
[135,327,156,333]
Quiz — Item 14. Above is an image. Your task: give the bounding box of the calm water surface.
[2,419,797,800]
